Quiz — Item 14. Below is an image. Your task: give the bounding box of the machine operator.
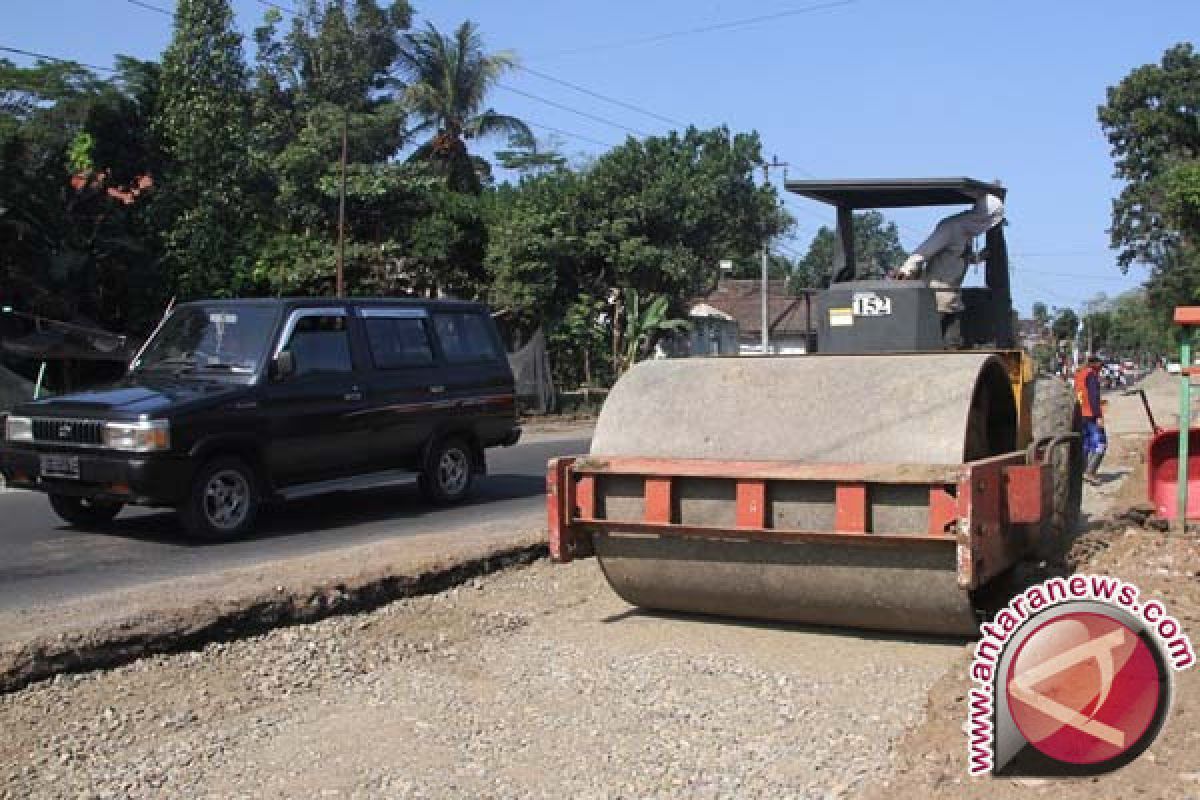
[895,193,1006,347]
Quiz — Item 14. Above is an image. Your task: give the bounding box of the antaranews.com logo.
[967,574,1195,776]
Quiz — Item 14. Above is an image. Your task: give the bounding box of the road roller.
[547,178,1083,635]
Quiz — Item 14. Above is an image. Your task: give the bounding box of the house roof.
[693,280,813,336]
[1016,318,1050,339]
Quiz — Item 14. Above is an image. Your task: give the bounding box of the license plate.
[40,454,80,480]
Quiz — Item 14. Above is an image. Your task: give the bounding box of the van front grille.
[32,418,104,446]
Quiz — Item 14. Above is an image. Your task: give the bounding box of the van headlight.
[102,420,171,452]
[4,415,32,442]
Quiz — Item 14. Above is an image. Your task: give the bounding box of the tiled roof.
[692,280,813,335]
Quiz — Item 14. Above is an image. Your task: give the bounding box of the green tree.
[796,210,907,285]
[1098,43,1200,307]
[578,127,791,302]
[483,126,788,386]
[1032,301,1051,329]
[1052,308,1079,343]
[398,20,531,193]
[249,1,424,296]
[494,132,567,176]
[0,57,162,330]
[154,0,259,299]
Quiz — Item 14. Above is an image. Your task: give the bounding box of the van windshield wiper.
[196,362,255,374]
[137,356,197,372]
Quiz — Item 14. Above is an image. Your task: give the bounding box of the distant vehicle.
[1100,362,1127,389]
[1167,361,1183,374]
[0,298,520,540]
[1122,359,1136,371]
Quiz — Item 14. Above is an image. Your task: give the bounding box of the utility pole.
[760,156,789,355]
[335,108,349,297]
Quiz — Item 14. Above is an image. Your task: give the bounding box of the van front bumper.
[0,446,192,506]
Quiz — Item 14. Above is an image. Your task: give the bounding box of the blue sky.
[6,0,1199,315]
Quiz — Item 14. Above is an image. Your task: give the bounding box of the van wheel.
[49,495,123,528]
[420,437,474,505]
[180,457,260,541]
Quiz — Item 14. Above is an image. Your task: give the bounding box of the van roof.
[178,297,490,313]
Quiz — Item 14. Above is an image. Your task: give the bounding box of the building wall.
[680,317,739,356]
[737,335,809,356]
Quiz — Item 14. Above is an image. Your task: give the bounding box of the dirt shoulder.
[864,379,1200,799]
[0,557,964,800]
[0,523,546,694]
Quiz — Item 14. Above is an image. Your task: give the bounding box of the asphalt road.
[0,430,590,612]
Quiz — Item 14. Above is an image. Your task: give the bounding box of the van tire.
[419,436,475,505]
[179,456,261,542]
[48,495,123,528]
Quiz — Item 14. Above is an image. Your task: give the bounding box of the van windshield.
[132,306,277,376]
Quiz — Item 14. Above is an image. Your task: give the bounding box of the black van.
[0,298,520,540]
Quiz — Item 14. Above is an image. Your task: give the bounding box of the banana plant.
[616,288,690,375]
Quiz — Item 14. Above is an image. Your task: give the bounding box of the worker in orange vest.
[1074,354,1106,484]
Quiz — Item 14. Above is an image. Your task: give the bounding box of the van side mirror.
[271,351,295,380]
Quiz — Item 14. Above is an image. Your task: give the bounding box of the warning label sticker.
[829,307,854,327]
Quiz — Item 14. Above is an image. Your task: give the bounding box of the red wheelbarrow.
[1147,306,1200,524]
[1148,425,1200,520]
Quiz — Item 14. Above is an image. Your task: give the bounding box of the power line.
[513,64,686,129]
[525,119,616,149]
[1011,250,1115,258]
[495,82,651,137]
[546,0,856,57]
[253,0,299,15]
[124,0,173,16]
[0,45,115,73]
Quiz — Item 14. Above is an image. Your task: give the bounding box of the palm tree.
[397,20,531,192]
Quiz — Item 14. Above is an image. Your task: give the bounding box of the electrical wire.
[524,119,617,149]
[495,82,651,137]
[546,0,857,57]
[124,0,172,16]
[0,45,115,73]
[512,64,686,129]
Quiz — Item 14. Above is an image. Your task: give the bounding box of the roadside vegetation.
[0,1,1196,385]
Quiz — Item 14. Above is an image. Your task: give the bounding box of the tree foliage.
[1031,302,1050,329]
[1052,308,1079,342]
[483,126,791,385]
[1098,42,1200,308]
[1,9,801,395]
[154,0,260,300]
[795,211,906,286]
[0,56,163,330]
[398,20,530,193]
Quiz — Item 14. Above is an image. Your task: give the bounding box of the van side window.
[433,313,502,364]
[364,318,435,369]
[281,314,352,376]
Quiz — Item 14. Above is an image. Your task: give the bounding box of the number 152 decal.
[852,293,892,317]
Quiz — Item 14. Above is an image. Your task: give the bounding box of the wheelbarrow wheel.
[1032,377,1084,560]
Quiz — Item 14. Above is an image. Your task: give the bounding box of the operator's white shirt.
[898,194,1005,314]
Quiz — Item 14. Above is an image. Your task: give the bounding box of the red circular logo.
[1006,612,1163,766]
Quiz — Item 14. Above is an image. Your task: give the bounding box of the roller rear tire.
[1031,377,1084,559]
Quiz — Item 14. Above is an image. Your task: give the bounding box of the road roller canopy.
[782,177,1012,293]
[782,177,1006,209]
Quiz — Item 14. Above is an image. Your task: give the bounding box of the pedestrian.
[1074,354,1106,485]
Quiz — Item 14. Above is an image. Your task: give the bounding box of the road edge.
[0,529,548,695]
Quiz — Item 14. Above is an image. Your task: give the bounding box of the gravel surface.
[0,559,961,799]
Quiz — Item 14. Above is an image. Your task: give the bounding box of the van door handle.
[344,390,363,402]
[429,385,446,394]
